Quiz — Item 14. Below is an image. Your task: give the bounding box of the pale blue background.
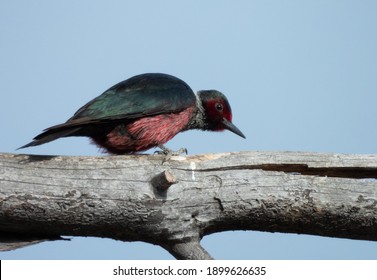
[1,0,377,259]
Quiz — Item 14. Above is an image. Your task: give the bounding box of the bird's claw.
[155,145,188,164]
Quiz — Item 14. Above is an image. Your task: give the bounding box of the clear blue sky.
[1,0,376,259]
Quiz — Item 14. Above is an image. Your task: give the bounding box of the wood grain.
[1,151,376,259]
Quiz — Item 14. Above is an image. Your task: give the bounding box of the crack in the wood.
[213,197,224,211]
[180,164,377,179]
[205,175,224,212]
[0,178,68,188]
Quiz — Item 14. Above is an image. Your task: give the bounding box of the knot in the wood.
[151,170,177,191]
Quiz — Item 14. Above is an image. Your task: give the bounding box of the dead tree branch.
[0,151,377,259]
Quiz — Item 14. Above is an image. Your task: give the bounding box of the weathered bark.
[0,151,377,259]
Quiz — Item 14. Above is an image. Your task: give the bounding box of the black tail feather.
[17,127,81,150]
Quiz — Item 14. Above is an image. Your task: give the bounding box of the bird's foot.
[155,145,188,163]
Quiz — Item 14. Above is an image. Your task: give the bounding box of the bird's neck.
[184,94,208,131]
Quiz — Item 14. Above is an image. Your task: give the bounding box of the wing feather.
[18,73,196,149]
[69,73,196,123]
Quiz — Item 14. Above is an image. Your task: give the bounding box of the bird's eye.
[215,103,223,112]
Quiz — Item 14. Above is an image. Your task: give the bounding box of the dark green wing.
[68,73,196,123]
[18,73,196,149]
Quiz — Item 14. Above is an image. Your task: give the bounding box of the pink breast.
[102,106,194,153]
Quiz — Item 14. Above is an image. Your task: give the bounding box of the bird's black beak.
[222,118,246,139]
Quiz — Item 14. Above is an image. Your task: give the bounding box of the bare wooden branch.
[162,239,214,260]
[0,151,377,259]
[151,170,177,191]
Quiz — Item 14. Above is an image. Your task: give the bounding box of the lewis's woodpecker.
[19,73,245,154]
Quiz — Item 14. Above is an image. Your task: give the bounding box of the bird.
[18,73,245,155]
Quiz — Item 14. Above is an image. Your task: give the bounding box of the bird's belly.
[100,107,194,154]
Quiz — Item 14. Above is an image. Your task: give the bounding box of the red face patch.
[203,99,233,131]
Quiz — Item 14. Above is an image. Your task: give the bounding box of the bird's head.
[197,90,246,138]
